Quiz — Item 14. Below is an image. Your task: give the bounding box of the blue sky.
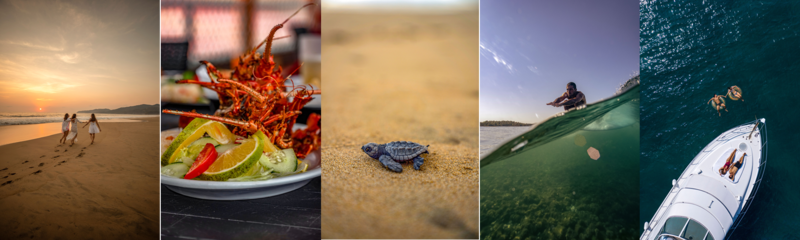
[480,0,639,123]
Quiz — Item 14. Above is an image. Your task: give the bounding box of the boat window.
[660,217,688,236]
[704,232,714,240]
[681,219,708,240]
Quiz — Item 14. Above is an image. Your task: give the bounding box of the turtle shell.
[385,141,428,161]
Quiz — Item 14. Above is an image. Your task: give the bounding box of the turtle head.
[361,143,380,159]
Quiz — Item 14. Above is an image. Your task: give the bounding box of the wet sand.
[321,11,479,239]
[0,118,150,147]
[0,117,159,239]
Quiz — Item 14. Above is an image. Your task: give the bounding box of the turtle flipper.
[413,156,424,170]
[379,155,403,173]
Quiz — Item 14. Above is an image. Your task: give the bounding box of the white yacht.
[641,119,767,240]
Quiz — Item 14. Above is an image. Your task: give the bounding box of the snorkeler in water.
[546,82,586,111]
[707,94,728,116]
[727,86,743,102]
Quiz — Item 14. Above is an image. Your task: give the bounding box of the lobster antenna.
[262,3,316,59]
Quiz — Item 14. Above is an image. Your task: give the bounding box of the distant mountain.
[480,120,533,127]
[78,104,160,114]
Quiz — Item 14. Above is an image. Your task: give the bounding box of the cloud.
[24,82,80,94]
[480,43,515,73]
[56,52,80,64]
[527,66,541,75]
[0,40,64,51]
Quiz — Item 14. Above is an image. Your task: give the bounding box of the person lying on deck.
[729,152,746,181]
[719,149,737,176]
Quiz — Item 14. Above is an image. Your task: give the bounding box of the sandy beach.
[0,117,159,239]
[321,11,479,239]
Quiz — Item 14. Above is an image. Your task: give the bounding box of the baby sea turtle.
[361,141,429,173]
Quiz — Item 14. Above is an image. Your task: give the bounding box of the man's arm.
[557,92,585,106]
[548,92,568,105]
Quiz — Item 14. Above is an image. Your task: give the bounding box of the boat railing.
[726,119,768,238]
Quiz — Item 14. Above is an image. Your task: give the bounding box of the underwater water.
[480,82,640,240]
[640,0,800,238]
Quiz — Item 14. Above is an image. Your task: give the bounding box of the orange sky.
[0,0,159,113]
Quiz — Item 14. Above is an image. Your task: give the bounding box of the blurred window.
[161,0,312,69]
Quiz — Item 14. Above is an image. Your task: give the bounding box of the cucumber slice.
[175,156,195,166]
[192,137,220,147]
[161,163,190,178]
[260,148,298,173]
[178,137,221,162]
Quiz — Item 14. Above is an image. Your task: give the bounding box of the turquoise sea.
[640,1,800,238]
[481,79,640,240]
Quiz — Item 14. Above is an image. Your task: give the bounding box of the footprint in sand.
[1,168,6,171]
[2,176,6,179]
[52,155,60,159]
[34,170,42,175]
[77,152,85,158]
[64,149,68,153]
[1,180,11,186]
[40,155,45,158]
[9,173,15,175]
[29,167,33,169]
[82,147,86,150]
[55,149,59,152]
[38,163,44,167]
[22,160,28,164]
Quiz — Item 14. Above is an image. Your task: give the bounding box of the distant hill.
[78,104,160,114]
[480,120,533,127]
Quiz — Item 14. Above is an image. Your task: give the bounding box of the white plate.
[160,126,321,200]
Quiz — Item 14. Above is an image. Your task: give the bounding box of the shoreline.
[0,117,159,239]
[0,117,157,147]
[0,114,159,126]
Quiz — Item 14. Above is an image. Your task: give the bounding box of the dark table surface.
[160,179,321,240]
[160,103,321,240]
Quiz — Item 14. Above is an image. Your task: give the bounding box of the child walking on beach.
[66,114,82,146]
[59,113,70,144]
[82,113,101,144]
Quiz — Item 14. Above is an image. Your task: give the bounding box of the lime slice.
[198,131,266,181]
[161,118,235,166]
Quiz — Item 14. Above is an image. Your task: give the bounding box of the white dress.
[61,119,70,132]
[66,119,82,141]
[89,121,100,134]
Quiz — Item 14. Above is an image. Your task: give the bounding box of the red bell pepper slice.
[184,143,218,179]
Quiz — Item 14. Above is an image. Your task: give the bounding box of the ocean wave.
[481,76,640,167]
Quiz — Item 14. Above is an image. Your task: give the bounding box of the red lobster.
[164,3,321,156]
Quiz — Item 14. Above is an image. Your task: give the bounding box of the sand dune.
[0,118,159,239]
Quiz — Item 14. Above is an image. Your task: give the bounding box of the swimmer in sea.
[707,94,728,116]
[727,86,743,102]
[546,82,586,111]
